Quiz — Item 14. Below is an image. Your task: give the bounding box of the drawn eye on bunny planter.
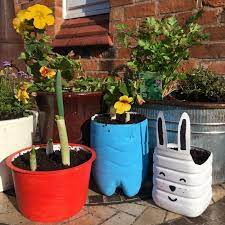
[152,111,213,218]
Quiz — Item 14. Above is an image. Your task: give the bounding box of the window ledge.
[52,14,113,47]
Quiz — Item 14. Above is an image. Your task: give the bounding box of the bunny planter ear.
[178,112,191,153]
[156,111,168,149]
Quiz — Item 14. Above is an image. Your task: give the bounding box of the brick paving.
[0,184,225,225]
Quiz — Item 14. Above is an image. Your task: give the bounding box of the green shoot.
[30,145,37,171]
[55,70,70,166]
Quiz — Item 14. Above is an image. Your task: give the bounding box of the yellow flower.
[12,17,21,33]
[114,95,133,114]
[27,4,55,29]
[12,9,32,33]
[17,9,32,21]
[40,66,56,79]
[15,83,30,104]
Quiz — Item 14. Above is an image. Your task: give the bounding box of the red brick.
[176,12,193,26]
[109,18,136,38]
[159,0,196,14]
[55,0,62,7]
[81,59,99,71]
[117,48,132,59]
[53,35,113,47]
[110,7,124,21]
[178,58,199,72]
[21,0,55,9]
[201,60,225,74]
[56,25,108,38]
[221,9,225,22]
[109,0,133,7]
[14,4,21,13]
[123,19,137,28]
[62,14,109,28]
[85,71,109,78]
[204,26,225,41]
[135,0,149,2]
[176,9,220,26]
[99,60,126,71]
[18,0,29,4]
[109,21,118,34]
[54,6,62,18]
[190,44,225,58]
[198,9,221,25]
[125,2,155,18]
[203,0,225,7]
[54,17,64,34]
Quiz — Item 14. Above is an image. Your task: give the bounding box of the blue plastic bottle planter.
[91,114,149,197]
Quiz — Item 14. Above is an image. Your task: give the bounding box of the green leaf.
[119,83,129,95]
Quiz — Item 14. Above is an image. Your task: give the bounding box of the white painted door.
[63,0,110,19]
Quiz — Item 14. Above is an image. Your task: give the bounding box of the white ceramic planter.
[0,112,38,191]
[152,112,213,218]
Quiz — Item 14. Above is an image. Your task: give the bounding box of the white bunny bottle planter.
[152,112,213,218]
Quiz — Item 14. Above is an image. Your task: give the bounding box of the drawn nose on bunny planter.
[152,111,213,218]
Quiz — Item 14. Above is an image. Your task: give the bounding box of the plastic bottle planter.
[152,112,213,217]
[0,112,38,192]
[91,113,149,197]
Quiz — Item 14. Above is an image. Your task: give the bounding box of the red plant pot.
[36,92,103,144]
[6,143,96,222]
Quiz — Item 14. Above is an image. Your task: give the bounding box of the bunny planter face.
[152,112,213,218]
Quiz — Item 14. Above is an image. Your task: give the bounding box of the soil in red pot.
[12,148,91,171]
[94,113,146,124]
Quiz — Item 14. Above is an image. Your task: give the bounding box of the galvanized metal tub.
[133,100,225,184]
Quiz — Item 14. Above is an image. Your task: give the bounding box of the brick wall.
[14,0,225,76]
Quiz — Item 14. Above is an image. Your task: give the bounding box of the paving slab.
[221,183,225,190]
[0,193,17,214]
[0,211,29,225]
[135,199,159,208]
[159,197,225,225]
[64,208,88,222]
[212,185,225,202]
[159,218,192,225]
[164,212,181,222]
[201,200,225,222]
[87,205,117,220]
[62,214,102,225]
[110,203,147,216]
[186,215,209,224]
[133,206,167,225]
[101,212,135,225]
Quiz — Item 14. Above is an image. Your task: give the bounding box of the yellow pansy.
[40,66,56,79]
[27,4,55,29]
[12,18,21,33]
[114,95,133,114]
[15,83,30,104]
[13,9,32,33]
[17,9,32,21]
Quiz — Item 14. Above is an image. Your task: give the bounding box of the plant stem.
[56,116,70,165]
[30,145,37,171]
[110,106,116,120]
[56,70,64,117]
[55,70,70,166]
[125,112,130,123]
